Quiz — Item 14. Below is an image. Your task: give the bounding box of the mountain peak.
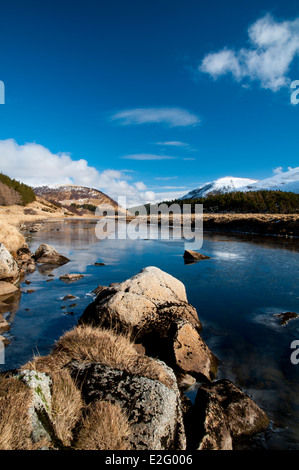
[181,176,258,199]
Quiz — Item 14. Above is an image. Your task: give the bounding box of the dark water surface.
[1,219,299,449]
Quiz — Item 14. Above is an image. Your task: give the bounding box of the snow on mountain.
[239,167,299,194]
[181,177,259,200]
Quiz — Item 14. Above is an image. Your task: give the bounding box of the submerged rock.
[69,361,186,450]
[274,311,298,326]
[0,314,9,333]
[34,244,70,267]
[59,273,84,282]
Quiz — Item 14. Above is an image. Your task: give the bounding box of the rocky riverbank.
[144,213,299,237]
[0,243,270,450]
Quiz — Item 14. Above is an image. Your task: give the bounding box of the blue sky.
[0,0,298,205]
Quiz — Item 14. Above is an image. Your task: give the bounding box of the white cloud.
[273,166,283,174]
[122,153,177,161]
[111,107,200,127]
[0,139,170,207]
[199,14,299,91]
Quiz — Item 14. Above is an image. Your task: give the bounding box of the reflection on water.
[1,218,299,449]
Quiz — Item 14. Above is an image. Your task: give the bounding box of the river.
[1,218,299,450]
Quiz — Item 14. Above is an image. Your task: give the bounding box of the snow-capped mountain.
[239,167,299,194]
[181,177,258,200]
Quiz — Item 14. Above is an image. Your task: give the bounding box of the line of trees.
[0,173,36,205]
[163,190,299,214]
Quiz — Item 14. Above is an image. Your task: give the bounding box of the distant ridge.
[181,168,299,200]
[34,184,127,215]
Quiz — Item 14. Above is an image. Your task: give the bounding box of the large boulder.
[189,379,270,450]
[0,281,18,297]
[69,361,186,450]
[80,267,217,381]
[0,244,19,283]
[34,244,70,267]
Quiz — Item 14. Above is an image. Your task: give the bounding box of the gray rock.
[80,267,217,381]
[34,244,70,266]
[192,379,270,450]
[0,244,19,283]
[69,361,186,450]
[16,369,53,443]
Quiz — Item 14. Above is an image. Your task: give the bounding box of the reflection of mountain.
[34,184,127,215]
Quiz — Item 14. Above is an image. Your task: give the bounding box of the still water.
[1,219,299,449]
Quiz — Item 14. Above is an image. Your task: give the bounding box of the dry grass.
[23,325,175,389]
[20,359,83,447]
[0,375,49,450]
[50,369,83,446]
[73,400,132,450]
[51,325,175,388]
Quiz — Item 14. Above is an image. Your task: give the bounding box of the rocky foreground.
[0,243,270,450]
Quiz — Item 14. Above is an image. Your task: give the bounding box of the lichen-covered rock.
[16,370,53,443]
[69,361,186,451]
[193,380,270,450]
[34,244,70,266]
[0,244,19,283]
[80,267,216,380]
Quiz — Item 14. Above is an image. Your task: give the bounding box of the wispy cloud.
[154,176,178,181]
[121,153,177,161]
[111,107,200,127]
[199,14,299,91]
[273,166,283,174]
[183,157,196,161]
[155,141,189,147]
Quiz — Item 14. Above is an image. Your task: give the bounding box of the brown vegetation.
[0,375,44,450]
[73,400,131,450]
